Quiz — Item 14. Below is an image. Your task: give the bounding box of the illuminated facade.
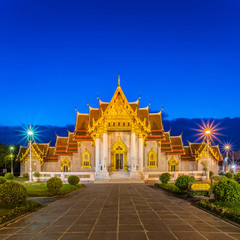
[17,82,223,181]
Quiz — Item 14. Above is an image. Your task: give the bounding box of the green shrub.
[4,173,14,180]
[159,173,171,184]
[234,173,240,184]
[155,183,185,194]
[68,175,80,185]
[0,182,27,208]
[0,177,6,184]
[213,178,240,202]
[47,177,63,194]
[209,171,214,178]
[225,171,234,179]
[175,175,195,191]
[33,172,40,178]
[23,173,29,179]
[198,199,240,224]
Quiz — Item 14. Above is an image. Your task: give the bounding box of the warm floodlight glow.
[10,154,13,158]
[205,129,211,135]
[194,119,222,143]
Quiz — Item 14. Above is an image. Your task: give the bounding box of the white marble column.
[78,142,81,171]
[95,135,100,176]
[102,132,108,170]
[138,135,143,171]
[131,131,136,170]
[98,130,110,179]
[130,127,140,179]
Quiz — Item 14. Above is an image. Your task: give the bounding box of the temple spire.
[118,73,120,86]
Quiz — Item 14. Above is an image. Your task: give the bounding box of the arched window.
[169,157,178,172]
[81,150,91,168]
[61,157,70,172]
[148,149,157,168]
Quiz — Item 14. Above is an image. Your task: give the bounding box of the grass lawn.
[9,177,29,182]
[0,200,42,224]
[21,183,85,197]
[212,201,240,213]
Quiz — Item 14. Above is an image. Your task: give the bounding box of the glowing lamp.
[205,130,211,135]
[27,130,33,135]
[10,146,14,150]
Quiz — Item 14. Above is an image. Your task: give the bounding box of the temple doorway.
[111,137,128,171]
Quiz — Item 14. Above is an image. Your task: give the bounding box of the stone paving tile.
[172,231,206,240]
[0,184,240,240]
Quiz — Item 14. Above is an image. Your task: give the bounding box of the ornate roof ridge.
[77,111,89,116]
[89,106,99,111]
[149,110,162,115]
[140,106,149,110]
[99,99,109,104]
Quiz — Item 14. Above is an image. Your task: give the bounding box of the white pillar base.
[96,169,110,180]
[130,170,140,179]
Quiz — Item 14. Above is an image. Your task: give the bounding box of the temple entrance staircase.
[95,170,144,183]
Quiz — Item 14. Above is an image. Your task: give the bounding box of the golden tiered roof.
[181,141,223,163]
[17,83,223,163]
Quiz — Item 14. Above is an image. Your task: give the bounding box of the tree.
[201,161,208,176]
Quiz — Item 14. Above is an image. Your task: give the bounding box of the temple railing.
[144,171,207,181]
[32,171,95,183]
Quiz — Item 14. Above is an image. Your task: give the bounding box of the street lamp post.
[205,129,211,180]
[9,146,14,175]
[27,126,34,182]
[224,144,230,173]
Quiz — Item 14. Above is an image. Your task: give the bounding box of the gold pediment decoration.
[88,85,151,140]
[19,142,45,166]
[194,142,219,164]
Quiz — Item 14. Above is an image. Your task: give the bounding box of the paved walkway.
[0,184,240,240]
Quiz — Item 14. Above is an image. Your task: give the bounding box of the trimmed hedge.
[0,200,42,224]
[4,173,14,180]
[154,183,185,194]
[213,178,240,202]
[47,177,63,194]
[0,182,27,208]
[225,172,234,179]
[198,199,240,224]
[68,175,80,185]
[209,171,214,178]
[23,173,29,179]
[175,175,194,191]
[33,172,40,178]
[159,173,171,184]
[234,173,240,184]
[0,177,6,184]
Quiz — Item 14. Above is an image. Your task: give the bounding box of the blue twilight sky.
[0,0,240,126]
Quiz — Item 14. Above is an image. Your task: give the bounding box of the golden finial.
[138,92,141,100]
[87,100,89,106]
[118,73,120,86]
[97,92,99,100]
[74,105,77,112]
[148,99,151,107]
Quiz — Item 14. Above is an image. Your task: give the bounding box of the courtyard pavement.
[0,184,240,240]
